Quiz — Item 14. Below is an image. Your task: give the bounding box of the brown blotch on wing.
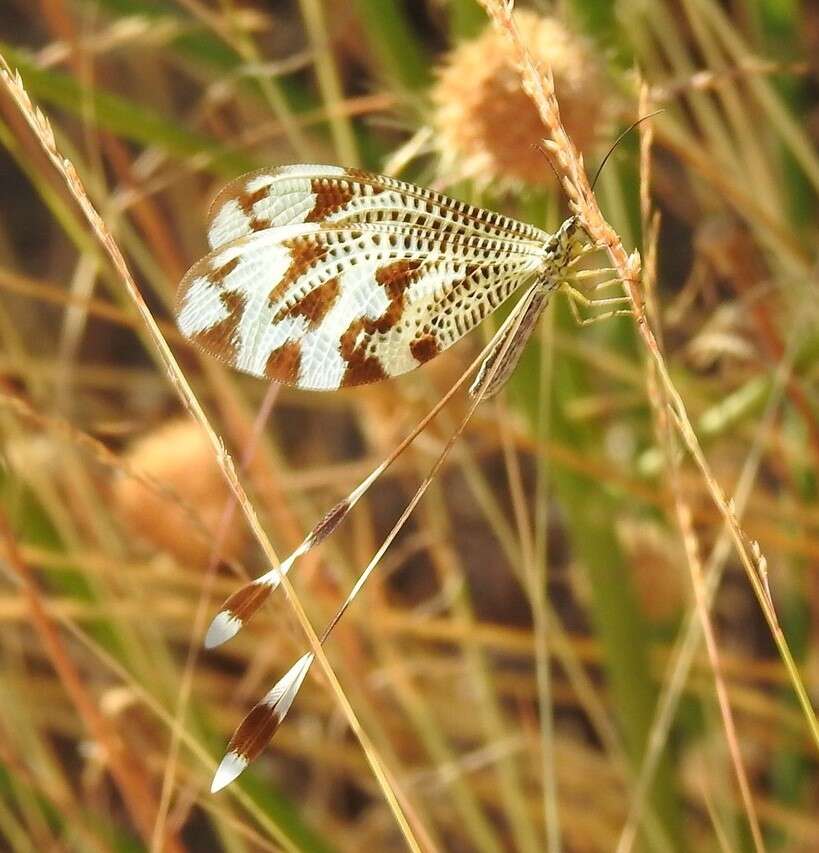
[267,236,328,308]
[211,256,240,286]
[410,334,440,364]
[376,259,424,299]
[288,276,341,330]
[238,186,268,218]
[230,186,271,232]
[265,340,302,383]
[222,581,272,626]
[339,259,425,386]
[192,290,246,363]
[227,702,283,762]
[340,318,388,385]
[306,178,356,222]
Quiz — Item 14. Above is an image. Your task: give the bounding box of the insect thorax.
[539,216,589,285]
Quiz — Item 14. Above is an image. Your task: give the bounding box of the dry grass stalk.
[635,87,764,850]
[152,382,280,849]
[477,0,819,752]
[0,54,432,853]
[618,329,800,850]
[669,476,765,851]
[0,508,185,853]
[4,4,816,848]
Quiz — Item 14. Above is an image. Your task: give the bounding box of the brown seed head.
[113,418,249,568]
[431,12,607,187]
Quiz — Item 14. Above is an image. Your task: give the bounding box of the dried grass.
[1,1,819,851]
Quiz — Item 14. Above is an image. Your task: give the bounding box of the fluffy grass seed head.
[113,417,249,568]
[431,11,607,188]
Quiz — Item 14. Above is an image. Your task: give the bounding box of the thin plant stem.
[151,383,280,852]
[298,0,359,165]
[616,334,799,851]
[533,298,561,853]
[637,83,765,853]
[0,509,185,853]
[0,53,430,853]
[477,0,819,755]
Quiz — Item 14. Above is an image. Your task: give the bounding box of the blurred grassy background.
[1,0,818,850]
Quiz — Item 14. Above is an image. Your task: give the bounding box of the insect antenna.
[590,110,664,193]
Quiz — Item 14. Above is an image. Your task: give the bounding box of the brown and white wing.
[176,221,544,391]
[206,164,549,250]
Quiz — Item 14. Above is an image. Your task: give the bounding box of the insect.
[176,164,626,791]
[176,164,599,391]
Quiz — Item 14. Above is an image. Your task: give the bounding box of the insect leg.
[562,282,633,326]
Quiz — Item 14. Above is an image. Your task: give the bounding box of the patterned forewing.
[206,164,549,251]
[176,221,544,390]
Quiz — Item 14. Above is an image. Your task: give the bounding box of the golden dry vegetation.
[1,1,819,851]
